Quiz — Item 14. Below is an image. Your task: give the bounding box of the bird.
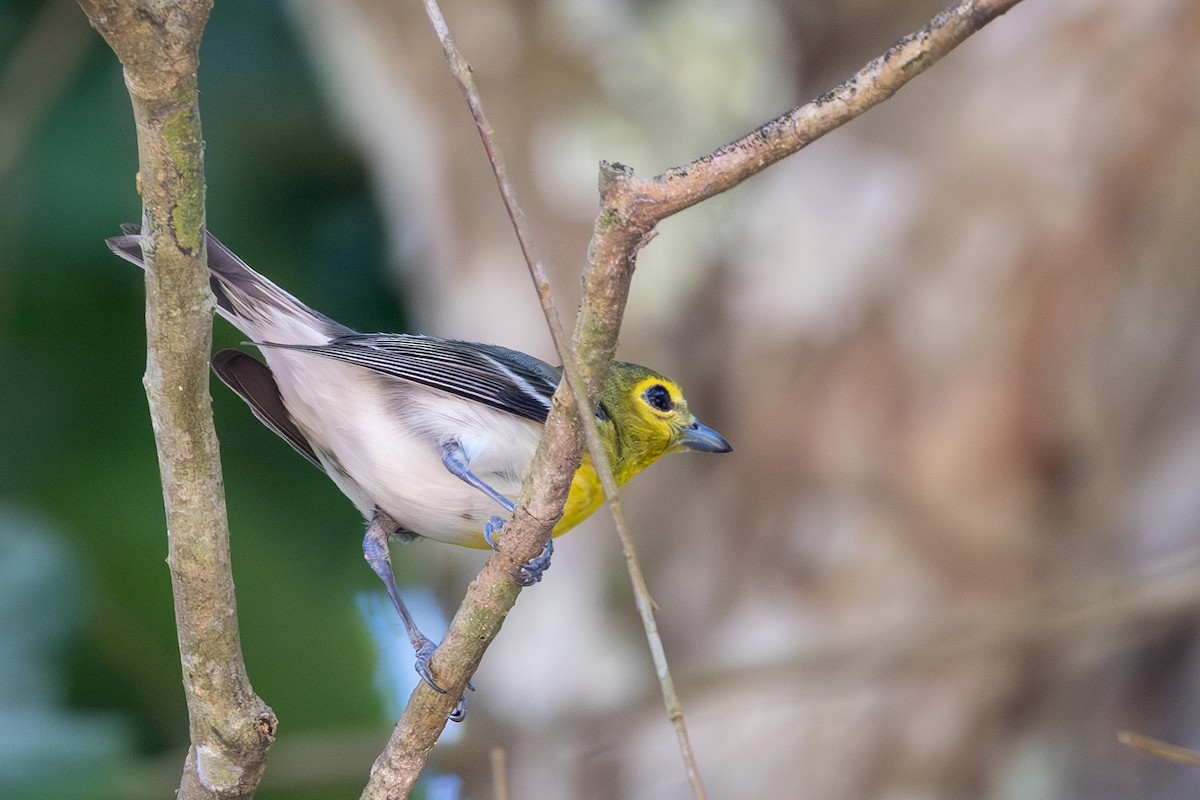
[108,224,731,715]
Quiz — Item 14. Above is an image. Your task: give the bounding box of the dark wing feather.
[211,349,323,468]
[258,334,561,424]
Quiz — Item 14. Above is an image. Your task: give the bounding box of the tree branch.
[362,0,1025,795]
[366,2,707,797]
[76,2,276,798]
[632,0,1022,224]
[579,0,1022,376]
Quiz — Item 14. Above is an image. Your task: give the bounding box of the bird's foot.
[413,635,474,723]
[512,536,554,586]
[412,635,445,693]
[449,692,469,723]
[485,516,554,586]
[483,515,505,549]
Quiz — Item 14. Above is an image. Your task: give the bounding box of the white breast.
[263,348,542,547]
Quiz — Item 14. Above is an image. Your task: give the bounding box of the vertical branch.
[76,2,275,798]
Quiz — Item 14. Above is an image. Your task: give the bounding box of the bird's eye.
[644,383,673,412]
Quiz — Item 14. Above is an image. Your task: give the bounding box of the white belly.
[263,349,543,547]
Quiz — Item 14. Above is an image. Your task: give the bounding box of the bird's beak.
[679,418,732,453]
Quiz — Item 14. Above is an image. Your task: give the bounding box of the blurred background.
[3,0,1200,797]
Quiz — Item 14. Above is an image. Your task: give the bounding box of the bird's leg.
[441,442,555,584]
[362,516,439,686]
[362,511,469,721]
[439,440,515,513]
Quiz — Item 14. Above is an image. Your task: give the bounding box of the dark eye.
[643,383,673,412]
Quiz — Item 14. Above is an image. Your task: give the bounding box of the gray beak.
[679,419,732,453]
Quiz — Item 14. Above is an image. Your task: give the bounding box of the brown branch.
[362,9,584,795]
[363,0,1024,794]
[631,0,1023,223]
[1119,731,1200,768]
[490,747,511,800]
[572,2,1020,771]
[76,2,275,798]
[364,2,707,797]
[578,0,1023,381]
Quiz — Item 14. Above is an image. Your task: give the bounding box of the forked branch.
[362,0,1025,797]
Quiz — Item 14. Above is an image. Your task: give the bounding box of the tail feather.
[107,225,350,345]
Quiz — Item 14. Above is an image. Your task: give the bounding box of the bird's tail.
[107,224,348,345]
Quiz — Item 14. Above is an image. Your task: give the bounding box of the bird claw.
[414,637,476,722]
[449,694,467,723]
[484,516,555,585]
[511,536,554,586]
[483,515,506,549]
[413,636,447,694]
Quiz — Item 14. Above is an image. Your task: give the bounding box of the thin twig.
[76,1,276,798]
[419,0,588,531]
[363,1,695,795]
[490,747,511,800]
[1120,731,1200,768]
[421,0,708,796]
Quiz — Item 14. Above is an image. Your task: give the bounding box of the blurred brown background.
[3,0,1199,797]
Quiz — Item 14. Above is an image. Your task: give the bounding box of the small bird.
[109,225,730,711]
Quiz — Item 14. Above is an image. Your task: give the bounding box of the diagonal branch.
[362,0,1025,795]
[76,2,276,798]
[415,11,711,792]
[632,0,1024,221]
[576,0,1023,382]
[381,1,708,798]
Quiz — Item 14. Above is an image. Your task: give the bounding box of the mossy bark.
[77,2,276,797]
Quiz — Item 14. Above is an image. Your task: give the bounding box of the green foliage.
[1,1,408,796]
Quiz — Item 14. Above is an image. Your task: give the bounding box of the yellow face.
[627,376,693,454]
[599,364,732,482]
[554,363,731,536]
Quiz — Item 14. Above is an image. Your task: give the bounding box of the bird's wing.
[257,334,561,424]
[211,349,324,468]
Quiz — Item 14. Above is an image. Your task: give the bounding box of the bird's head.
[597,362,732,482]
